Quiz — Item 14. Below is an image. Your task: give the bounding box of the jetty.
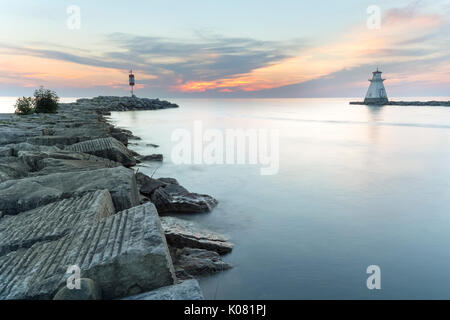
[0,96,233,300]
[350,100,450,106]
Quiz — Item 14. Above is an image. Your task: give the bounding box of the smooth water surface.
[109,98,450,299]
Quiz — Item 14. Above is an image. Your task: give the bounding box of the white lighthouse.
[364,68,388,105]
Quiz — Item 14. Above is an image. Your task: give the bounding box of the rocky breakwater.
[349,100,450,106]
[0,96,233,300]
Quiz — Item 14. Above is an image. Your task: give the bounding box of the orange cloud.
[174,8,448,93]
[173,78,252,92]
[0,53,157,89]
[0,6,447,95]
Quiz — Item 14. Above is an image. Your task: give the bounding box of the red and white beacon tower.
[129,70,135,96]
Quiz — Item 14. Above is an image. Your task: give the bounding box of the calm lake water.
[109,98,450,299]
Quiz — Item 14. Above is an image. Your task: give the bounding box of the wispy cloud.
[199,3,449,94]
[0,2,448,97]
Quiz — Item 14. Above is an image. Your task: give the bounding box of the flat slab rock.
[0,190,115,257]
[0,125,41,145]
[26,136,89,147]
[18,150,121,176]
[161,216,233,254]
[0,190,113,299]
[123,279,203,300]
[0,166,139,215]
[66,137,136,167]
[0,197,175,300]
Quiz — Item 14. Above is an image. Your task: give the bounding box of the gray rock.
[53,278,102,300]
[151,183,218,214]
[0,201,175,300]
[0,166,139,215]
[0,125,41,145]
[18,150,121,176]
[41,128,55,136]
[161,216,233,254]
[26,135,85,146]
[136,172,166,196]
[138,154,163,162]
[0,190,115,257]
[0,147,13,157]
[123,280,203,300]
[0,191,115,299]
[5,142,61,156]
[83,202,176,299]
[170,247,232,280]
[67,137,136,167]
[135,171,151,185]
[110,128,130,146]
[158,177,179,185]
[0,156,32,182]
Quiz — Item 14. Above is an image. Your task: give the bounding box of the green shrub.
[34,87,59,113]
[14,97,35,115]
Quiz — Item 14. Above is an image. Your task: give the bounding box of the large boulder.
[81,202,176,299]
[123,280,203,300]
[170,247,232,280]
[110,127,130,146]
[0,200,175,300]
[0,166,139,215]
[0,190,115,257]
[0,191,114,299]
[151,181,218,214]
[66,137,136,167]
[161,216,233,254]
[135,173,217,213]
[136,172,166,196]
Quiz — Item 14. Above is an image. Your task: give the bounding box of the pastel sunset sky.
[1,0,449,98]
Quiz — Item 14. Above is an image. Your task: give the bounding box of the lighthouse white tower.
[364,68,388,105]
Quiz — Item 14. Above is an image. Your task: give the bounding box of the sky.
[0,0,449,98]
